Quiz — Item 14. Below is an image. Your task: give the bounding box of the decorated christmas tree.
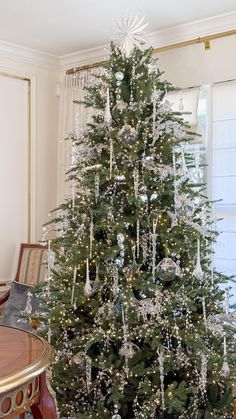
[37,16,235,419]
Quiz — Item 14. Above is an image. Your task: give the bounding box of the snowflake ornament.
[115,15,148,57]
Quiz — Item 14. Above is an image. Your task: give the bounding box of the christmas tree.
[37,16,235,419]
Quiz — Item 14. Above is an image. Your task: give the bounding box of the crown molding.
[0,40,59,71]
[0,10,236,72]
[59,44,109,71]
[59,10,236,71]
[148,10,236,50]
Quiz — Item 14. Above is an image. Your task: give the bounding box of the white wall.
[156,34,236,88]
[0,49,60,250]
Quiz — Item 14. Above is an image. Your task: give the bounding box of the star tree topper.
[115,15,149,57]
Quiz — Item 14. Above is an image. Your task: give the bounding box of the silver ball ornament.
[115,71,124,81]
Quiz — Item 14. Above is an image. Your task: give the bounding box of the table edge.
[0,325,53,393]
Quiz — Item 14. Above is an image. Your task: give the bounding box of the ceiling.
[0,0,236,56]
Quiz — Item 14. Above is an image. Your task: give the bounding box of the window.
[211,83,236,303]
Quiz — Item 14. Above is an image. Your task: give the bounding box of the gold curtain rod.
[66,28,236,75]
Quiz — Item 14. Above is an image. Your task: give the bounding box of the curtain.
[57,67,103,204]
[167,88,201,140]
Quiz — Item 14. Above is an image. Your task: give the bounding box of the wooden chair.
[0,243,48,307]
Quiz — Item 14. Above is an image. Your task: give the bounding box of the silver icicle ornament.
[104,88,112,126]
[84,258,93,297]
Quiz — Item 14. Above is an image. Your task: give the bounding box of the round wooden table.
[0,325,57,418]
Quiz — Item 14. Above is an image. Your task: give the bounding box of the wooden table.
[0,325,57,418]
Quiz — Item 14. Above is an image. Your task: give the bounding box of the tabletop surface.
[0,325,52,393]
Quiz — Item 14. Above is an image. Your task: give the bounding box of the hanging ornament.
[84,259,93,297]
[142,234,148,264]
[199,353,208,396]
[104,88,112,125]
[202,296,207,331]
[151,219,158,282]
[107,206,114,222]
[109,138,113,179]
[156,257,181,282]
[89,215,94,258]
[119,341,139,358]
[71,267,77,305]
[136,219,140,259]
[151,90,161,138]
[220,359,230,377]
[133,168,139,198]
[115,71,124,81]
[181,145,188,178]
[193,239,204,281]
[117,233,125,267]
[71,351,92,391]
[94,174,100,203]
[220,334,230,377]
[115,71,124,102]
[118,124,138,144]
[158,351,165,411]
[95,259,100,284]
[112,415,122,419]
[22,290,33,315]
[132,243,136,265]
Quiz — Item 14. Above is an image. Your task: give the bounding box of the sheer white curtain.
[57,67,103,204]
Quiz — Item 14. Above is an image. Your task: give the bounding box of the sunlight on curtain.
[57,67,104,204]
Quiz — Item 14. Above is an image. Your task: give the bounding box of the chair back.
[15,243,48,287]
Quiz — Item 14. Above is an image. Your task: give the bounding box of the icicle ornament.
[117,233,125,267]
[89,215,94,258]
[151,219,158,281]
[193,239,204,281]
[202,296,207,331]
[104,88,112,125]
[109,138,113,179]
[220,335,230,377]
[71,267,77,305]
[133,168,139,198]
[181,145,188,177]
[199,353,208,396]
[94,174,100,203]
[84,259,93,297]
[142,234,148,264]
[136,219,140,259]
[158,351,165,411]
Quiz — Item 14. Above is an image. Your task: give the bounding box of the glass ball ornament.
[118,124,138,144]
[112,415,122,419]
[156,257,181,281]
[115,257,123,268]
[115,71,124,81]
